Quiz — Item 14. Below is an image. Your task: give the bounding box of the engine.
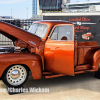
[0,47,15,53]
[0,46,29,53]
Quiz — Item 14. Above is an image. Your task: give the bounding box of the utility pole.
[26,7,28,19]
[11,9,13,17]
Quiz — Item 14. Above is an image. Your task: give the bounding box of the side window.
[50,27,58,40]
[50,25,73,41]
[58,25,73,41]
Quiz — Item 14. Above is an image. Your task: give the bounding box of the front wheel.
[2,65,29,87]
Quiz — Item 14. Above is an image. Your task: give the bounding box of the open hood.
[0,21,41,47]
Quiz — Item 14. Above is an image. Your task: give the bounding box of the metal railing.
[0,34,13,45]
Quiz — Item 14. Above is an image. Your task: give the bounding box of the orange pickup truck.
[0,20,100,88]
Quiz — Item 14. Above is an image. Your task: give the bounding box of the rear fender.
[92,50,100,71]
[0,53,43,80]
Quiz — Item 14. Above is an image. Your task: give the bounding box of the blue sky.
[0,0,98,19]
[0,0,32,19]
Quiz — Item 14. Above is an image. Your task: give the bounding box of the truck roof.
[34,20,73,26]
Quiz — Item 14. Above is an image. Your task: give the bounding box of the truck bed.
[75,41,100,67]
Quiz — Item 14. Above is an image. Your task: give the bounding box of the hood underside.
[0,21,41,47]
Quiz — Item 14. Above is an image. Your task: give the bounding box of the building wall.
[67,0,70,3]
[32,0,71,15]
[39,0,62,12]
[62,0,70,4]
[32,0,37,15]
[63,1,100,12]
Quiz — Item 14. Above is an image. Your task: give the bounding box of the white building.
[62,1,100,12]
[89,5,100,12]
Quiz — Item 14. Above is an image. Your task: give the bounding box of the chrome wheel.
[6,65,27,86]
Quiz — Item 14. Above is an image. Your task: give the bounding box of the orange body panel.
[74,40,78,67]
[92,50,100,71]
[0,21,41,48]
[0,53,42,80]
[44,41,74,76]
[77,42,100,66]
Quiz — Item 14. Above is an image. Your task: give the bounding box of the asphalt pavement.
[0,72,100,100]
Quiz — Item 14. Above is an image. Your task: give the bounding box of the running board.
[75,69,95,74]
[75,64,92,72]
[74,64,95,74]
[43,69,95,79]
[43,64,95,79]
[43,72,66,78]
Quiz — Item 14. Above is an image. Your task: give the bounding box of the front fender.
[0,53,42,80]
[93,50,100,71]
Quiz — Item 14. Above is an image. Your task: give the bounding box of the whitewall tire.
[2,65,29,87]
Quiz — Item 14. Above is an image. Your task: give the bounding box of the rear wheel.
[95,68,100,79]
[2,65,29,87]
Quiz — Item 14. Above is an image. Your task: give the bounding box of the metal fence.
[0,34,13,45]
[0,19,35,45]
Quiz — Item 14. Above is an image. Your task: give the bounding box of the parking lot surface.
[0,72,100,100]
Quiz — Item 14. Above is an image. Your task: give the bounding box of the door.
[44,24,75,76]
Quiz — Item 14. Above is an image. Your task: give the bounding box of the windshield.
[28,23,48,38]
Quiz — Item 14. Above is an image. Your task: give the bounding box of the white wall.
[42,12,100,16]
[89,5,100,12]
[37,0,42,15]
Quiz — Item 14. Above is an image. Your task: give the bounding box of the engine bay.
[0,39,30,53]
[0,46,30,53]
